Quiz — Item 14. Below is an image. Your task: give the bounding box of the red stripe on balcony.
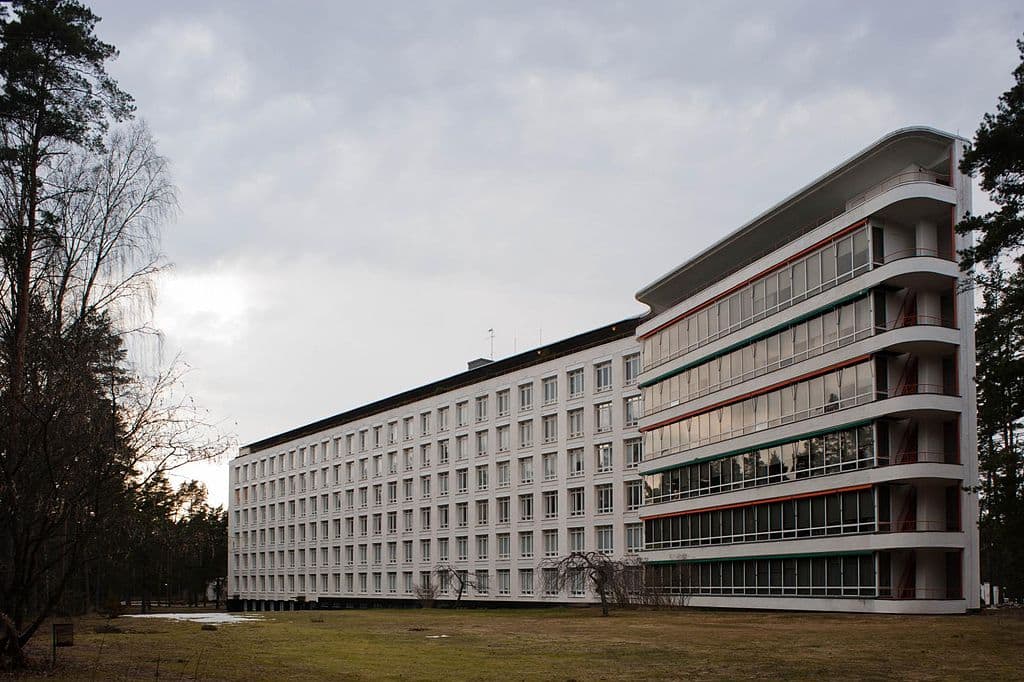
[639,483,873,521]
[638,354,872,433]
[639,219,869,340]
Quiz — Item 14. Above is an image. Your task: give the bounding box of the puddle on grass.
[123,612,263,625]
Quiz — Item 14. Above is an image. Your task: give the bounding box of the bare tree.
[0,122,229,667]
[433,564,478,605]
[412,580,439,609]
[539,552,688,616]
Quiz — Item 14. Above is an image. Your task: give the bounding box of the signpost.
[52,622,73,668]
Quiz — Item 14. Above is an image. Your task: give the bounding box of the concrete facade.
[229,126,979,614]
[635,127,979,613]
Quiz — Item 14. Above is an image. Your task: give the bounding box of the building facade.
[635,127,979,613]
[229,126,979,613]
[229,322,646,609]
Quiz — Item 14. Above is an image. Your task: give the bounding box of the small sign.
[53,623,73,647]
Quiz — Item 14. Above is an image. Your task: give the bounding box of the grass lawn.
[7,606,1024,680]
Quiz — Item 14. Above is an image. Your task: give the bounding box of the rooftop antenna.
[488,328,495,359]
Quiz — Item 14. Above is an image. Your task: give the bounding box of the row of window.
[643,424,875,504]
[644,360,875,460]
[234,524,643,573]
[643,226,871,370]
[646,553,878,598]
[233,439,645,513]
[643,296,872,416]
[234,481,644,545]
[644,488,876,550]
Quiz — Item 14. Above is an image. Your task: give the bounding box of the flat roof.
[635,126,965,314]
[242,315,647,455]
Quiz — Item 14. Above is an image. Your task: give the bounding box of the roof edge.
[241,313,649,455]
[634,126,965,306]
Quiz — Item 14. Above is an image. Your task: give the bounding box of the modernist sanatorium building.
[229,127,980,613]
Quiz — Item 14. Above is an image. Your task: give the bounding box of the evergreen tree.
[957,36,1024,600]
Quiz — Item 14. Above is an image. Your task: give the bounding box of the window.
[596,484,614,514]
[438,471,449,496]
[543,529,559,557]
[476,499,488,525]
[438,439,449,465]
[520,569,534,595]
[420,444,431,468]
[595,361,612,392]
[624,439,643,469]
[596,525,613,553]
[626,480,643,511]
[519,383,533,411]
[542,490,558,519]
[542,415,558,443]
[476,534,489,559]
[497,496,510,524]
[476,464,489,491]
[403,449,413,471]
[420,475,431,499]
[595,443,613,473]
[568,487,585,517]
[624,396,641,427]
[542,376,558,405]
[497,533,510,558]
[519,531,534,558]
[456,435,468,461]
[438,406,449,431]
[403,478,413,501]
[568,448,584,477]
[438,538,449,562]
[457,536,468,561]
[624,354,640,386]
[568,369,584,398]
[519,494,534,521]
[542,452,557,481]
[420,539,431,562]
[595,403,612,433]
[476,430,489,456]
[496,460,510,488]
[421,412,431,435]
[518,420,533,448]
[403,416,414,440]
[496,389,510,417]
[568,409,584,439]
[497,569,511,595]
[475,396,488,423]
[569,526,585,552]
[438,504,449,529]
[456,469,468,494]
[456,401,468,427]
[456,502,468,527]
[497,425,510,452]
[519,456,534,484]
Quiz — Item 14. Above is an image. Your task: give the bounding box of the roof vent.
[467,358,493,371]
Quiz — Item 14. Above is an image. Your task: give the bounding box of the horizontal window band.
[639,219,868,340]
[639,354,873,433]
[639,483,873,521]
[638,288,873,389]
[638,418,875,476]
[644,549,874,566]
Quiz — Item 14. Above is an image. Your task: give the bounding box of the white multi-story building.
[635,127,979,613]
[229,321,646,609]
[229,126,980,614]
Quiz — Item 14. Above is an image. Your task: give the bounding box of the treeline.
[0,1,229,668]
[63,478,228,614]
[958,37,1024,601]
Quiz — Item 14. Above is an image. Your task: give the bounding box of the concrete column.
[915,220,938,257]
[917,290,941,326]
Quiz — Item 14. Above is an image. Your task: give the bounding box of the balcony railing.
[846,170,950,211]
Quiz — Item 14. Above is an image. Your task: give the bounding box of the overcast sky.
[87,0,1022,506]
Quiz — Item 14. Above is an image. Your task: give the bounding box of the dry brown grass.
[6,606,1024,681]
